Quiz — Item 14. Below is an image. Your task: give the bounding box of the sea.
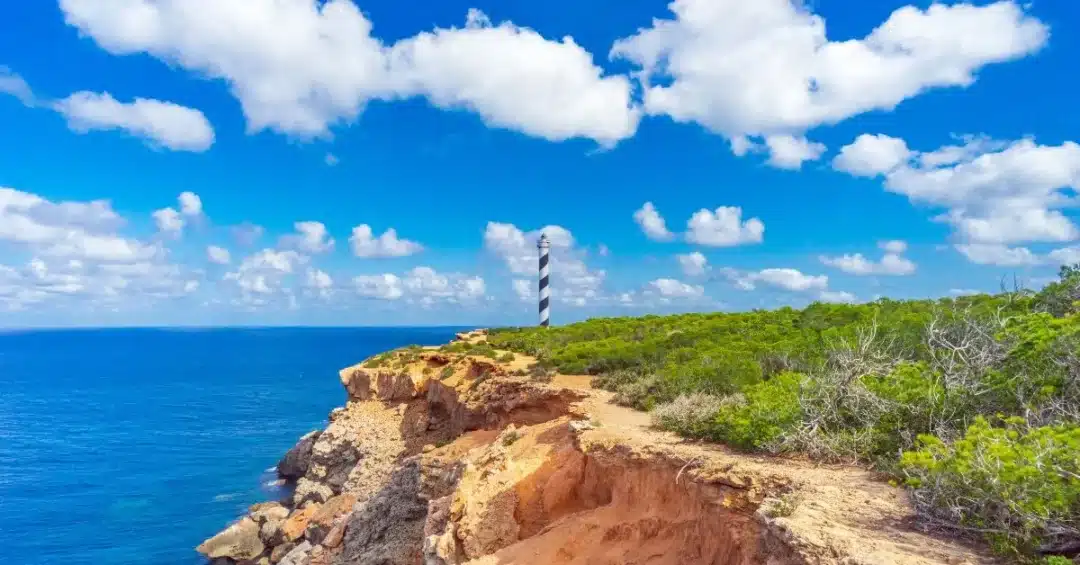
[0,326,467,565]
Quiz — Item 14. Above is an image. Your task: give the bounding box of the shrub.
[651,393,725,437]
[900,417,1080,559]
[438,365,455,380]
[710,372,802,451]
[497,352,515,363]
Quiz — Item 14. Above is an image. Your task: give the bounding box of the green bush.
[709,372,802,450]
[901,417,1080,559]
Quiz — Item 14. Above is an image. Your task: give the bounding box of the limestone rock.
[196,517,265,561]
[278,431,321,481]
[305,492,357,544]
[281,503,321,542]
[269,541,296,564]
[259,517,285,546]
[340,459,429,565]
[277,541,312,565]
[251,501,290,525]
[322,520,347,549]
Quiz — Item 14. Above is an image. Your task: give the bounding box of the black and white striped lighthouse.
[538,233,550,327]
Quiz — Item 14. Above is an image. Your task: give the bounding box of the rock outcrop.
[198,334,996,565]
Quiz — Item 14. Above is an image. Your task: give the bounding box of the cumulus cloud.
[820,240,916,276]
[677,252,708,276]
[281,221,335,254]
[224,249,307,300]
[512,279,533,302]
[954,244,1040,267]
[835,134,1080,253]
[349,225,423,258]
[354,273,404,300]
[0,187,158,263]
[59,2,638,146]
[764,135,826,170]
[353,267,485,304]
[634,202,674,241]
[207,245,231,265]
[833,134,914,177]
[53,91,214,151]
[685,207,764,247]
[179,191,203,216]
[611,0,1046,143]
[305,268,333,299]
[647,278,705,299]
[723,267,828,292]
[152,207,184,234]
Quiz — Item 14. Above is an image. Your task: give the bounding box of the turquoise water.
[0,327,466,565]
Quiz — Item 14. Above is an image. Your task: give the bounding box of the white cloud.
[833,134,913,177]
[955,244,1040,266]
[0,187,159,263]
[59,2,638,146]
[179,191,203,216]
[819,290,857,304]
[281,221,335,254]
[349,224,423,258]
[512,279,533,302]
[647,278,704,299]
[207,246,231,265]
[224,249,307,300]
[611,0,1047,142]
[353,267,484,304]
[387,10,640,146]
[725,267,828,292]
[880,240,907,254]
[685,206,764,247]
[836,135,1080,250]
[152,207,184,234]
[764,135,826,170]
[0,66,34,105]
[820,240,916,276]
[53,91,214,151]
[354,273,404,300]
[677,252,708,276]
[1049,246,1080,266]
[634,202,674,242]
[305,268,333,299]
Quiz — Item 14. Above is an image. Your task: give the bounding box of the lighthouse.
[538,233,550,327]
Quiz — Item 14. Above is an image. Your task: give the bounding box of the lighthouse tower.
[538,233,550,327]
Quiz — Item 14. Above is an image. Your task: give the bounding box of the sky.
[1,0,1080,328]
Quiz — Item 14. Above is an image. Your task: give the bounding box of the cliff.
[197,330,995,565]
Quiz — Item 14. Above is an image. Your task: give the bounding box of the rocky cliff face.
[197,330,996,565]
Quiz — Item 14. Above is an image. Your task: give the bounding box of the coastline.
[196,330,995,565]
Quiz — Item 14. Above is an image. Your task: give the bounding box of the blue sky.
[2,0,1080,328]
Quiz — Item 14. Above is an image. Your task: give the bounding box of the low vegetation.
[489,266,1080,562]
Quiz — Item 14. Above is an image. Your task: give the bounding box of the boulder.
[281,503,322,542]
[259,517,285,546]
[196,517,266,561]
[269,541,297,564]
[305,493,357,544]
[278,431,321,481]
[277,541,312,565]
[322,521,347,549]
[251,501,290,525]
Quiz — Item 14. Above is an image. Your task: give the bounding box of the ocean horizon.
[0,326,469,565]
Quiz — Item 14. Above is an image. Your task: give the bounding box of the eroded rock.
[196,516,265,561]
[278,431,320,481]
